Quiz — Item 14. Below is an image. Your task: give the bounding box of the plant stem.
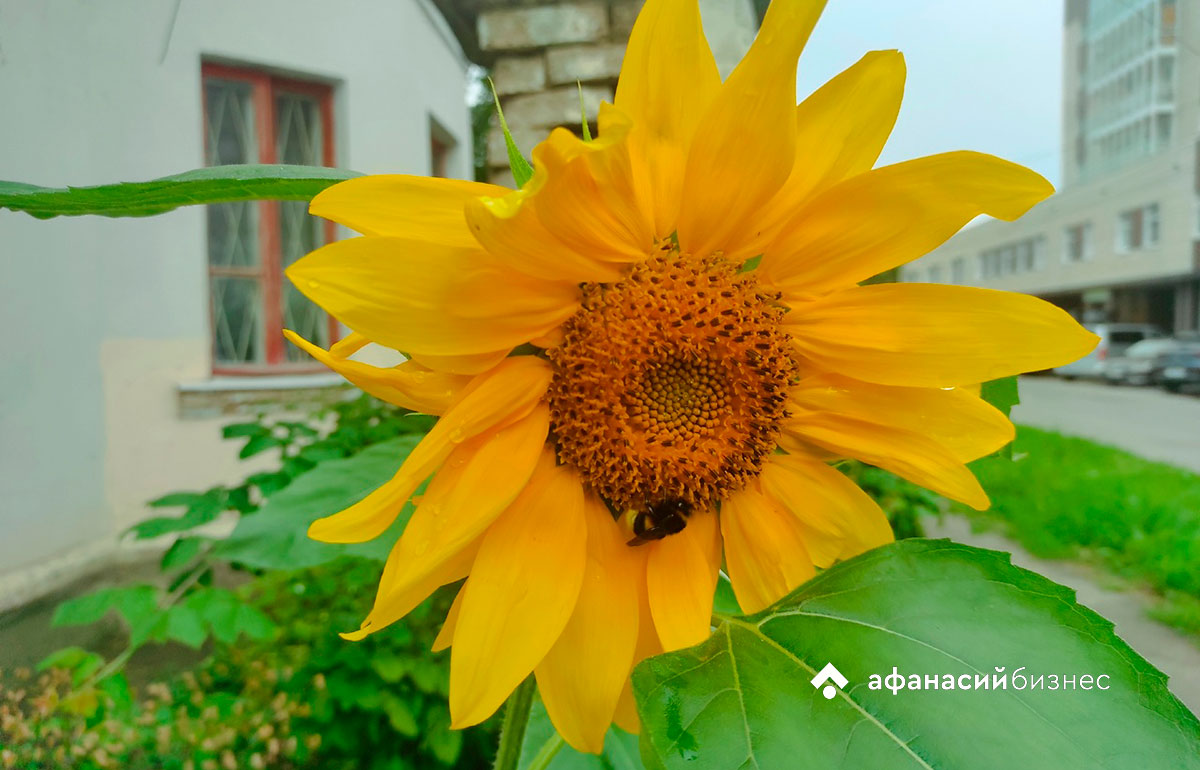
[493,676,537,770]
[527,733,565,770]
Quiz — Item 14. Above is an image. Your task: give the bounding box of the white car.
[1053,323,1163,379]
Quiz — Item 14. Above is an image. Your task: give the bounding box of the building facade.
[903,0,1200,334]
[0,0,474,608]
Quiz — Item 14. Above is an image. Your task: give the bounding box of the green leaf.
[981,376,1020,418]
[222,421,270,439]
[634,539,1200,770]
[578,83,592,142]
[239,433,284,459]
[518,694,643,770]
[0,164,359,219]
[164,604,208,649]
[183,588,276,645]
[147,491,207,509]
[216,436,422,569]
[371,655,410,683]
[381,692,421,737]
[489,78,534,187]
[37,646,103,676]
[160,536,206,571]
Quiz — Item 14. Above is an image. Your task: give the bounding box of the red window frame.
[202,62,339,375]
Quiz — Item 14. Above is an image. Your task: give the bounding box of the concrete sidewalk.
[924,515,1200,716]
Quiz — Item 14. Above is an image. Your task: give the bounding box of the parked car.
[1160,342,1200,393]
[1103,337,1189,386]
[1053,323,1163,379]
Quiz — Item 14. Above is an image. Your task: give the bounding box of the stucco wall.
[0,0,472,602]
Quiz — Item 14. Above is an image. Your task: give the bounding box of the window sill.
[177,373,349,419]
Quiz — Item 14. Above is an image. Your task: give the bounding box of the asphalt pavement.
[1012,376,1200,473]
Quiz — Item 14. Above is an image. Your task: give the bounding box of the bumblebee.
[624,498,693,546]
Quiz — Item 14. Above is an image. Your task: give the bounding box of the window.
[1145,202,1161,244]
[1116,203,1158,253]
[429,117,457,178]
[1064,222,1094,262]
[203,63,337,372]
[979,236,1047,279]
[951,257,966,284]
[928,265,943,283]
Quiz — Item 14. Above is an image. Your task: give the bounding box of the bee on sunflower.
[284,0,1097,753]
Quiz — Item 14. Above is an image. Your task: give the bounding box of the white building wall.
[0,0,472,604]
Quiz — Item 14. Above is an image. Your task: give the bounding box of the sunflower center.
[546,250,798,516]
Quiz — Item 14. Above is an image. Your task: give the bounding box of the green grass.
[959,425,1200,607]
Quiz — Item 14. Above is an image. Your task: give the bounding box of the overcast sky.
[794,0,1065,186]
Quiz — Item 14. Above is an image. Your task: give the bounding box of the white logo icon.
[811,663,848,699]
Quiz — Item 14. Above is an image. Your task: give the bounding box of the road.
[1012,376,1200,473]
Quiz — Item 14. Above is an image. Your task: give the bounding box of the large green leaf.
[0,164,358,219]
[215,436,421,569]
[634,539,1200,770]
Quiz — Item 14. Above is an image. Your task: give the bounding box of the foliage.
[40,394,431,723]
[3,559,496,770]
[960,426,1200,598]
[633,539,1200,770]
[841,462,937,540]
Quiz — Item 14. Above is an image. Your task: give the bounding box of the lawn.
[957,425,1200,633]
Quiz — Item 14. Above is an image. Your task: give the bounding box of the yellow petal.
[535,494,643,753]
[526,112,654,262]
[409,349,513,377]
[309,174,504,246]
[432,582,466,653]
[615,0,721,236]
[782,409,991,510]
[758,453,892,568]
[287,236,579,357]
[329,331,370,358]
[645,508,720,651]
[751,50,905,253]
[308,356,551,543]
[449,454,588,728]
[341,543,477,642]
[677,0,826,259]
[789,374,1014,463]
[786,284,1100,387]
[612,681,640,735]
[720,483,816,614]
[349,405,551,639]
[284,330,469,414]
[761,152,1054,297]
[465,191,625,284]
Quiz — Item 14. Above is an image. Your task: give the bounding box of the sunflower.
[284,0,1097,753]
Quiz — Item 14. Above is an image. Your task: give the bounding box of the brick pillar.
[479,0,757,186]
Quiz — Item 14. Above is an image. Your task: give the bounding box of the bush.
[1,559,495,770]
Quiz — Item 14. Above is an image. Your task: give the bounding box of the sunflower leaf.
[634,539,1200,770]
[0,164,359,219]
[489,78,535,188]
[981,376,1020,418]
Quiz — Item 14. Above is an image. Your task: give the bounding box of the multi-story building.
[903,0,1200,333]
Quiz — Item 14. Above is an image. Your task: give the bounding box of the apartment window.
[1116,203,1159,253]
[202,64,337,372]
[928,265,943,284]
[1063,223,1094,262]
[1145,203,1161,245]
[979,236,1046,279]
[950,257,966,284]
